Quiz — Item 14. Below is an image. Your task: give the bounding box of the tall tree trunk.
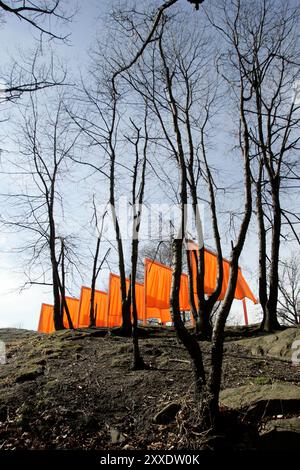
[110,200,132,336]
[207,262,240,427]
[52,264,63,330]
[131,239,147,370]
[59,238,74,329]
[171,238,206,398]
[256,162,268,323]
[49,220,64,330]
[171,148,206,398]
[109,94,132,336]
[186,126,223,341]
[262,179,282,331]
[203,87,253,430]
[90,236,101,327]
[158,33,206,398]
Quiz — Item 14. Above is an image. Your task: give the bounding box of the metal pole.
[242,298,249,326]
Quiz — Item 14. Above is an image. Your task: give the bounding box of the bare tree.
[70,0,207,337]
[0,0,72,40]
[0,1,74,104]
[278,253,300,325]
[0,91,81,329]
[185,93,224,340]
[118,7,224,341]
[1,50,67,104]
[211,0,300,331]
[68,74,134,335]
[89,197,110,327]
[151,10,253,427]
[127,111,149,369]
[103,0,252,430]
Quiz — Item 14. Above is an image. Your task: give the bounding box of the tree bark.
[261,178,282,331]
[256,161,268,322]
[90,236,101,327]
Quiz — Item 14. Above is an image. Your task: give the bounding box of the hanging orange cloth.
[106,274,145,327]
[144,258,190,323]
[106,274,126,328]
[77,286,108,327]
[62,297,80,328]
[187,243,257,303]
[38,303,54,333]
[38,297,79,333]
[135,281,146,323]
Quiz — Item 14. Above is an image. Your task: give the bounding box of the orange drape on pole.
[38,244,256,331]
[38,298,79,333]
[38,303,54,333]
[188,245,257,303]
[106,274,125,328]
[63,297,80,329]
[144,258,190,323]
[77,286,108,327]
[135,281,146,324]
[106,274,145,327]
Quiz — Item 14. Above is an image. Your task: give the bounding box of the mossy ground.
[0,326,299,450]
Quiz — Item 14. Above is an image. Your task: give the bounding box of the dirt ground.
[0,326,299,450]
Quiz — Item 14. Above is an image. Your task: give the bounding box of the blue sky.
[1,0,296,330]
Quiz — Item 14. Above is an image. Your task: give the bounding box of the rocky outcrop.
[259,417,300,450]
[233,327,300,361]
[220,382,300,419]
[153,403,181,424]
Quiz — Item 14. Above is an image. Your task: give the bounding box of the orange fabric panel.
[179,273,190,310]
[106,274,123,327]
[135,282,145,323]
[38,303,54,333]
[106,274,145,327]
[38,298,79,332]
[236,269,257,303]
[77,286,108,327]
[146,307,163,320]
[94,290,108,326]
[160,308,172,323]
[189,247,257,303]
[144,258,189,324]
[145,307,172,323]
[189,248,221,297]
[63,297,80,328]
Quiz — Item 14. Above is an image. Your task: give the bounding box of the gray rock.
[220,382,300,418]
[259,417,300,450]
[15,366,44,383]
[110,427,126,444]
[153,402,181,425]
[234,328,300,361]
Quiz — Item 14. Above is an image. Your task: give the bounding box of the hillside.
[0,327,299,450]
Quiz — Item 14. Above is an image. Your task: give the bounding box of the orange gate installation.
[38,248,257,331]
